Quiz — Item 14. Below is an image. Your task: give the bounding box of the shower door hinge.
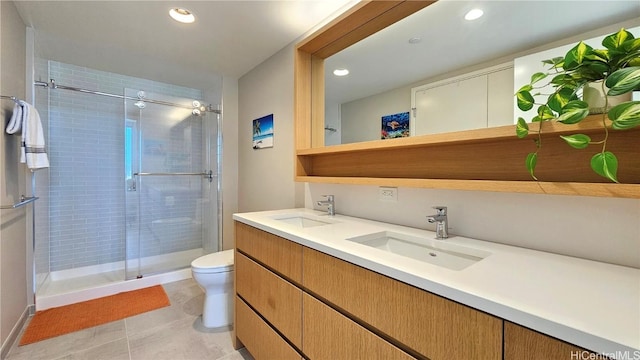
[205,170,213,183]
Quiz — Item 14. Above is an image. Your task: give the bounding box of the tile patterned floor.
[5,279,254,360]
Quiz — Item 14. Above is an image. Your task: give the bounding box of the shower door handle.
[133,171,214,182]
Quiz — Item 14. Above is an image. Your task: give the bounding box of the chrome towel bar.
[0,94,19,103]
[0,195,39,210]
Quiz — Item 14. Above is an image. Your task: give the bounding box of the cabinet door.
[236,252,303,348]
[413,75,488,135]
[303,293,416,360]
[235,222,302,284]
[236,297,302,360]
[487,67,515,127]
[504,322,604,360]
[303,247,502,360]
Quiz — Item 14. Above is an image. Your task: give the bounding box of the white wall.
[341,86,409,143]
[306,184,640,268]
[237,43,304,213]
[220,76,239,250]
[0,1,30,357]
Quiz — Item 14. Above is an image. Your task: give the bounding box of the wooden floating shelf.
[295,176,640,199]
[295,116,640,199]
[298,115,619,155]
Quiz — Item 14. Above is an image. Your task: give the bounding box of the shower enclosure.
[33,60,221,307]
[124,88,218,280]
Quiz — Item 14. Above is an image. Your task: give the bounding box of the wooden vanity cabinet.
[235,253,302,348]
[234,222,302,284]
[235,222,414,359]
[303,247,502,360]
[234,222,605,360]
[504,322,606,360]
[235,298,302,360]
[303,293,415,360]
[234,223,304,357]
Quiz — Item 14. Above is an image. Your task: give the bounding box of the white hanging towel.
[5,101,23,134]
[19,101,49,170]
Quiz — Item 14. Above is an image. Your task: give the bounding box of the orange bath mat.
[20,285,170,345]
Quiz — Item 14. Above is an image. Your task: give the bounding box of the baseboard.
[0,305,31,360]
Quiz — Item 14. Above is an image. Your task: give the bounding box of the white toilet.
[191,249,234,328]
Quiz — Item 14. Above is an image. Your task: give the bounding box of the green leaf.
[621,38,640,53]
[537,105,555,120]
[551,74,577,87]
[530,72,548,85]
[608,101,640,130]
[629,57,640,67]
[516,117,529,138]
[557,100,589,124]
[591,152,619,183]
[548,88,577,112]
[605,67,640,96]
[560,134,591,149]
[576,60,608,81]
[564,42,592,70]
[542,57,564,66]
[603,29,633,51]
[526,152,538,181]
[518,84,533,93]
[590,49,611,62]
[531,115,542,123]
[516,90,535,111]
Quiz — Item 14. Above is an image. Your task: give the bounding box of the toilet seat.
[191,250,234,274]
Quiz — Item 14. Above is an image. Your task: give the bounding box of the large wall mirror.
[319,0,640,146]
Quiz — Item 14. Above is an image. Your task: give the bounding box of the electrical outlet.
[378,187,398,202]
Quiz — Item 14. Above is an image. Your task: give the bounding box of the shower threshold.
[35,248,206,310]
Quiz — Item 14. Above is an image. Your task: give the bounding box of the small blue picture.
[252,114,274,149]
[381,112,410,139]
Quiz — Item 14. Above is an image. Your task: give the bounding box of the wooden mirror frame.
[294,0,640,199]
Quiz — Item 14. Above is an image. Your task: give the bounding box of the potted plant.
[515,28,640,183]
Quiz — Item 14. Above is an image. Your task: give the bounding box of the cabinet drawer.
[236,252,302,348]
[303,293,416,360]
[235,222,302,284]
[236,297,302,360]
[504,322,602,360]
[303,247,502,360]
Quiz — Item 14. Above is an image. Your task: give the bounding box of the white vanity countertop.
[233,208,640,358]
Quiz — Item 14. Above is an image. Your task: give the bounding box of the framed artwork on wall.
[381,112,410,139]
[252,114,274,149]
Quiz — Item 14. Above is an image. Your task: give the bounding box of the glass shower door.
[124,89,216,280]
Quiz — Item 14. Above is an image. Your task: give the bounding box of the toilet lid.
[191,250,234,273]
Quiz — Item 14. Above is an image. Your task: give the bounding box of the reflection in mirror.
[323,1,640,146]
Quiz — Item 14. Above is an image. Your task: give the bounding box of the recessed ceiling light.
[464,8,484,21]
[333,68,349,77]
[169,8,195,24]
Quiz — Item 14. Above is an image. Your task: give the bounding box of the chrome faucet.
[316,195,335,216]
[426,206,448,239]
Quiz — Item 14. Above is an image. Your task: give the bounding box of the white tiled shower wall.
[34,59,205,273]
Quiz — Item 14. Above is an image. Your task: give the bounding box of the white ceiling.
[325,0,640,106]
[13,0,354,90]
[12,0,640,100]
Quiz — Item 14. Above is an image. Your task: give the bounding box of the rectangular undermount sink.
[346,231,491,271]
[271,213,338,228]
